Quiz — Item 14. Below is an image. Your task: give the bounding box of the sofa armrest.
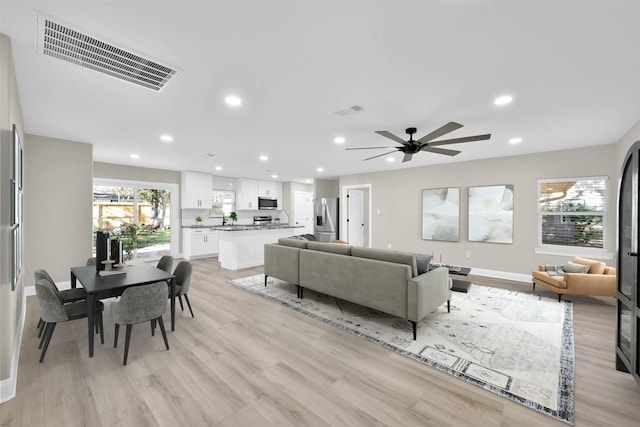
[407,266,451,322]
[264,244,300,285]
[564,272,616,288]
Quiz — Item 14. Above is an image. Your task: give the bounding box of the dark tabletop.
[71,263,174,294]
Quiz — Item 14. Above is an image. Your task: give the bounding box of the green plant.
[113,223,139,261]
[229,212,238,223]
[196,216,202,222]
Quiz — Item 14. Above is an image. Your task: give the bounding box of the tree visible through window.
[538,177,606,249]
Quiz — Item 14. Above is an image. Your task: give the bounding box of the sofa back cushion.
[351,247,418,277]
[306,241,352,255]
[278,238,308,249]
[572,256,606,275]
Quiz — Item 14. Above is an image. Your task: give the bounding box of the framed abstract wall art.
[468,184,514,244]
[422,187,460,241]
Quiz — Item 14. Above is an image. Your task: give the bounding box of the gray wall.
[340,142,623,277]
[0,33,24,395]
[313,178,339,198]
[94,162,181,185]
[25,134,93,283]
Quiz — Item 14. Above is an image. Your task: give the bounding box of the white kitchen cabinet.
[212,175,237,190]
[217,227,296,270]
[182,228,219,259]
[181,171,212,209]
[258,180,280,198]
[236,178,258,210]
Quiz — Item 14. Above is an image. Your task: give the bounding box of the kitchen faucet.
[222,214,227,225]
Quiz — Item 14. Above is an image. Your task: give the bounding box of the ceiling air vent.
[334,104,365,116]
[36,12,181,92]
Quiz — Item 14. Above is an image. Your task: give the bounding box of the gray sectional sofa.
[264,238,452,340]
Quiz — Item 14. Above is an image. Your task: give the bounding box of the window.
[537,177,607,255]
[210,190,235,218]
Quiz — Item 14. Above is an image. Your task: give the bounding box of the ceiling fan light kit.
[347,122,491,163]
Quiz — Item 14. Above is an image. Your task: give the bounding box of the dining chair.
[34,269,88,338]
[86,257,96,266]
[156,255,174,273]
[35,279,104,363]
[173,261,194,318]
[110,281,170,366]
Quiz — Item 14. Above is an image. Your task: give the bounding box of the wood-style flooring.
[1,258,639,426]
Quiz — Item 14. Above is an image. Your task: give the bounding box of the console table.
[432,264,472,293]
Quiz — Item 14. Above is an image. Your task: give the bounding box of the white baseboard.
[0,287,27,404]
[468,268,532,286]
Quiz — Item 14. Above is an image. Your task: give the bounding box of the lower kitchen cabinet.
[182,228,219,260]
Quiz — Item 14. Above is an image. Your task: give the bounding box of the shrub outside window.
[538,177,606,251]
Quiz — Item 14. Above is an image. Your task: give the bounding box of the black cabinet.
[616,140,640,386]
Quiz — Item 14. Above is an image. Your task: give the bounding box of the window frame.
[535,176,613,259]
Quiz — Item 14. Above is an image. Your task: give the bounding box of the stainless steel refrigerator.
[314,197,339,242]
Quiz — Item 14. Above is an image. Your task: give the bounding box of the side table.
[432,264,472,293]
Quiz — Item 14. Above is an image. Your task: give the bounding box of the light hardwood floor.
[2,258,639,426]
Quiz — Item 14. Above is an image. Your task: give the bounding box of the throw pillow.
[564,260,590,274]
[416,253,432,275]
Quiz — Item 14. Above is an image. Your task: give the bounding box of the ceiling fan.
[347,122,491,163]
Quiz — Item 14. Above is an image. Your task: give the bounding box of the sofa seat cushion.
[351,247,418,277]
[532,270,567,289]
[573,256,606,274]
[306,241,353,255]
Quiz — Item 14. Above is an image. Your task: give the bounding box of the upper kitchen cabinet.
[237,178,258,209]
[258,180,282,200]
[181,171,212,209]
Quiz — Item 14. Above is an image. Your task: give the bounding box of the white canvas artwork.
[422,188,460,241]
[468,185,514,244]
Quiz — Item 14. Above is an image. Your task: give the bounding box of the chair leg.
[39,323,57,363]
[151,319,156,336]
[123,324,133,366]
[184,294,194,318]
[157,317,170,350]
[98,311,104,345]
[178,295,184,311]
[114,323,120,348]
[37,319,45,338]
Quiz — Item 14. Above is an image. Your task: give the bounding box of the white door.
[293,191,314,235]
[347,189,365,246]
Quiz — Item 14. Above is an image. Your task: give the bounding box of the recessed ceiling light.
[160,134,173,142]
[215,166,223,171]
[494,95,513,106]
[130,154,140,159]
[334,136,345,144]
[271,174,278,179]
[317,167,324,172]
[305,179,313,184]
[202,154,216,159]
[259,155,268,161]
[225,95,242,107]
[509,137,523,144]
[386,157,395,162]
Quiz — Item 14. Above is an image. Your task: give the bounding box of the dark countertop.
[212,224,304,231]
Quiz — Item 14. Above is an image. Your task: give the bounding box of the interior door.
[293,191,313,235]
[347,189,365,246]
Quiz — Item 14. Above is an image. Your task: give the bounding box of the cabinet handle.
[628,252,637,257]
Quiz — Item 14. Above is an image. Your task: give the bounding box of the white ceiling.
[2,1,640,182]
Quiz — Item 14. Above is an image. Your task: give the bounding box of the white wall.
[0,33,24,400]
[340,143,621,277]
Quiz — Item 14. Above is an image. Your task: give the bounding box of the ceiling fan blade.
[428,133,491,146]
[363,150,399,161]
[402,153,413,163]
[346,146,395,151]
[417,122,463,143]
[375,130,408,145]
[422,146,461,156]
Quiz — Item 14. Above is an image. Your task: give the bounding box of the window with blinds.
[538,177,606,249]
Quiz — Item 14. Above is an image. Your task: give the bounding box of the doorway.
[342,184,372,247]
[93,179,179,261]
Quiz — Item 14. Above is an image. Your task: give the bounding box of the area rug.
[228,275,575,424]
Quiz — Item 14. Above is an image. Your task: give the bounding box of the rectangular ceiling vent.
[36,12,181,92]
[334,105,365,116]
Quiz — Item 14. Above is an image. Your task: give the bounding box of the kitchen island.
[213,224,303,270]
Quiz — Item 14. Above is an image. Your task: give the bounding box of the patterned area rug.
[228,275,575,424]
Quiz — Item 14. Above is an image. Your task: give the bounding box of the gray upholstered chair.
[110,281,169,365]
[35,279,104,363]
[86,257,96,266]
[156,255,173,273]
[173,261,194,318]
[34,269,88,338]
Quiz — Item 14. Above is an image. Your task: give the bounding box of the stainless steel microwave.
[258,197,278,210]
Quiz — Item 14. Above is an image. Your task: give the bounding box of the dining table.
[70,262,175,357]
